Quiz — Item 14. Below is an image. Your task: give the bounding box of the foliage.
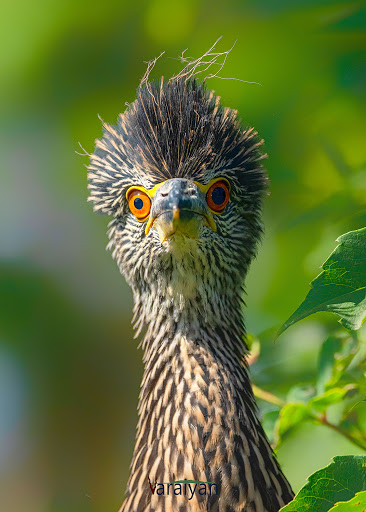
[253,228,366,508]
[279,228,366,335]
[259,328,366,452]
[256,229,366,452]
[279,456,366,512]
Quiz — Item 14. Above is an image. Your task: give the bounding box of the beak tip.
[172,207,180,221]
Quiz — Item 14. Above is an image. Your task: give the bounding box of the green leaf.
[317,335,358,393]
[328,491,366,511]
[286,384,316,404]
[275,403,312,442]
[280,455,366,512]
[278,227,366,336]
[309,387,356,414]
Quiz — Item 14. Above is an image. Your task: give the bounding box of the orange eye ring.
[206,180,230,212]
[127,190,151,220]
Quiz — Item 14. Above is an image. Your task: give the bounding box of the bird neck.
[131,290,258,485]
[122,267,294,511]
[133,258,251,417]
[139,290,251,413]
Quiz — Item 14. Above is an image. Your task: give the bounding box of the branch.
[252,384,285,407]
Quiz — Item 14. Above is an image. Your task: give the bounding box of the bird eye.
[127,190,151,220]
[206,180,230,212]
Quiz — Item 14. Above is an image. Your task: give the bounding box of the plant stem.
[252,384,286,407]
[317,416,366,451]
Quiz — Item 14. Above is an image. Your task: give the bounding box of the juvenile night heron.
[88,64,294,511]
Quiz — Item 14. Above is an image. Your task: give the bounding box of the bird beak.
[145,178,216,243]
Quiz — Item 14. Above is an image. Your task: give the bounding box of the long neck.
[120,281,293,512]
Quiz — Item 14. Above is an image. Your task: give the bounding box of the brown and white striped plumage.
[88,78,293,511]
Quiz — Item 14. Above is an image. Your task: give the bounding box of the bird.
[88,67,294,512]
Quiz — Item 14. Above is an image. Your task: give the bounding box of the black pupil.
[211,186,226,205]
[134,197,144,210]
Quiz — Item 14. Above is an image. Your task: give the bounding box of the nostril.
[161,192,168,197]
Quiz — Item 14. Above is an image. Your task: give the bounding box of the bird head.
[88,79,267,317]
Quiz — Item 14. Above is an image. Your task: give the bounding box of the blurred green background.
[1,1,365,511]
